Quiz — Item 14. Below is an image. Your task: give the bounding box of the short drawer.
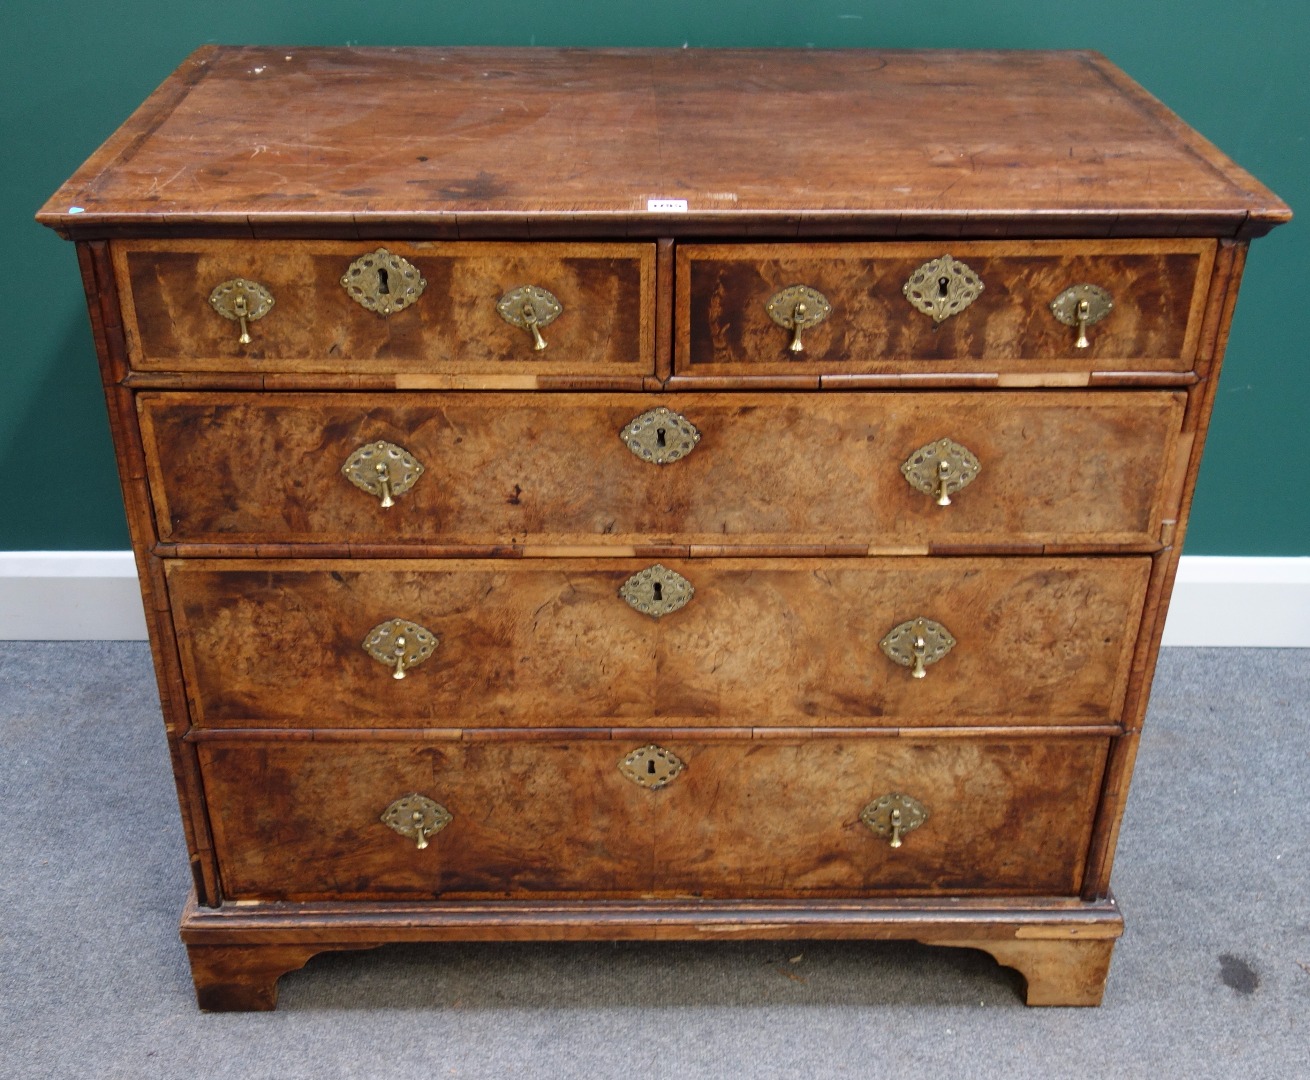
[139,390,1184,549]
[113,239,656,375]
[168,557,1149,729]
[195,734,1109,901]
[676,240,1214,376]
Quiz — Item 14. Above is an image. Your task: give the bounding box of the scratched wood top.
[38,47,1289,240]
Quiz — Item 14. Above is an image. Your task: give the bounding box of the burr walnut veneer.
[39,47,1288,1010]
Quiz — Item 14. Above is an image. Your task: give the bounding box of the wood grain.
[165,556,1150,729]
[178,890,1122,1008]
[677,240,1213,375]
[77,242,223,906]
[195,734,1109,901]
[43,47,1290,1011]
[940,937,1116,1006]
[36,49,1289,240]
[113,239,655,374]
[137,390,1186,549]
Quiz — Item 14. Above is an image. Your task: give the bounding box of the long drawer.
[113,239,657,375]
[139,391,1185,549]
[195,734,1110,901]
[677,239,1214,376]
[167,557,1150,729]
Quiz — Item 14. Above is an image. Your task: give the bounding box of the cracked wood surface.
[36,48,1289,240]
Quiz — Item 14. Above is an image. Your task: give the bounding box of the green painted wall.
[4,1,1305,553]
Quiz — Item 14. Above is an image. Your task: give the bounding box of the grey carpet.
[1,643,1306,1080]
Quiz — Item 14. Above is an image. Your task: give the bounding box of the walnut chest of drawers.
[39,47,1289,1009]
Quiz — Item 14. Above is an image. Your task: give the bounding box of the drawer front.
[677,240,1214,375]
[113,240,656,374]
[168,557,1149,729]
[197,735,1109,901]
[139,391,1184,548]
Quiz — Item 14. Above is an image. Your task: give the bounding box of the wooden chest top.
[37,46,1289,240]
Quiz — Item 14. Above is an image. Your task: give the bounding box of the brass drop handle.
[208,278,274,344]
[497,285,562,351]
[909,628,929,679]
[411,810,430,848]
[860,793,929,848]
[889,808,905,847]
[390,635,409,679]
[522,303,548,351]
[934,460,952,506]
[766,285,832,354]
[341,441,424,508]
[374,462,394,508]
[381,794,452,849]
[901,438,980,507]
[880,617,956,678]
[1050,284,1113,349]
[363,619,438,679]
[788,301,809,352]
[1074,298,1092,349]
[233,294,251,344]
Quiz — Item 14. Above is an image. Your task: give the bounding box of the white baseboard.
[0,551,148,640]
[0,552,1307,646]
[1159,556,1310,647]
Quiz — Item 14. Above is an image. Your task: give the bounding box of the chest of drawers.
[39,47,1288,1010]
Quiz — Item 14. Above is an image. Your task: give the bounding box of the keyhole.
[377,267,390,294]
[647,759,657,775]
[652,582,663,601]
[937,276,950,298]
[656,427,667,448]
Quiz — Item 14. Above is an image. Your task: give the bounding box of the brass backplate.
[340,248,427,315]
[901,437,981,501]
[619,565,694,619]
[860,793,928,843]
[766,284,832,330]
[497,285,562,331]
[208,277,274,323]
[902,255,984,323]
[618,744,686,790]
[1050,283,1114,327]
[880,618,956,670]
[381,793,452,847]
[619,407,701,465]
[342,441,425,505]
[362,618,439,675]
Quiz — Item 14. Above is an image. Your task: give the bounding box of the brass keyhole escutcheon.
[860,793,928,848]
[619,565,695,619]
[342,441,424,508]
[619,407,701,465]
[901,438,981,507]
[340,248,427,315]
[209,278,274,344]
[1050,283,1113,349]
[497,285,562,351]
[880,617,955,679]
[766,285,832,353]
[381,794,452,849]
[902,256,984,323]
[618,744,686,789]
[363,619,438,680]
